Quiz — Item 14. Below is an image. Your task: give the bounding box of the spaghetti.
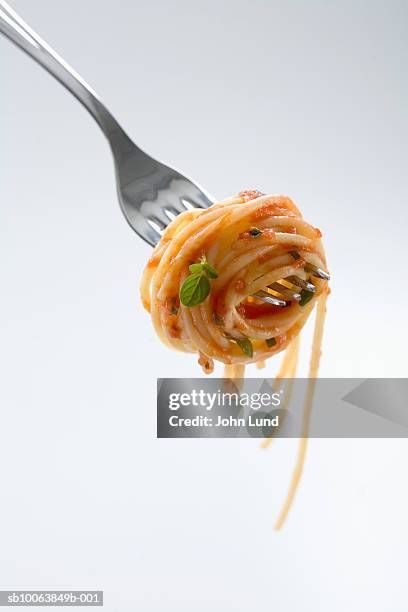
[141,190,328,374]
[141,190,330,527]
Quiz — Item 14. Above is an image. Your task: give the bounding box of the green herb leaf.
[289,250,300,260]
[182,256,218,307]
[179,273,211,307]
[189,257,218,279]
[202,262,218,279]
[170,307,179,315]
[250,227,262,237]
[299,289,314,306]
[266,337,277,348]
[235,337,253,358]
[189,263,204,274]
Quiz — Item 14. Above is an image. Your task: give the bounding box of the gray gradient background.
[1,0,407,610]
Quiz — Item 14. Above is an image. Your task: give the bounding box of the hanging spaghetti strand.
[274,289,329,530]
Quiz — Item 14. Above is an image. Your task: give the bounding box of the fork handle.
[0,0,133,152]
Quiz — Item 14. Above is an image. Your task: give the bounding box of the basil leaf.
[235,337,253,358]
[179,273,211,307]
[188,258,218,279]
[202,262,218,279]
[189,262,204,274]
[299,289,314,306]
[266,337,276,347]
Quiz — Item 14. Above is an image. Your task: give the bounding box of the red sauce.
[198,352,214,374]
[251,204,281,220]
[147,254,160,268]
[142,298,150,312]
[235,279,246,292]
[238,189,265,201]
[257,251,274,264]
[236,301,285,319]
[169,324,180,338]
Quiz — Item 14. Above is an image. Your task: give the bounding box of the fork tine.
[164,205,179,216]
[182,196,208,210]
[126,214,162,247]
[181,199,197,210]
[174,180,214,207]
[304,264,330,280]
[163,193,189,213]
[286,275,316,292]
[253,291,287,307]
[268,282,301,301]
[163,208,177,221]
[147,216,166,232]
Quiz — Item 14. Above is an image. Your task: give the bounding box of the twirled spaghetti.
[141,190,329,375]
[141,190,330,528]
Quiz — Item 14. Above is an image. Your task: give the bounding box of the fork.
[0,1,329,307]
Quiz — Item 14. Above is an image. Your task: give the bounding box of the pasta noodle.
[141,190,328,374]
[141,190,330,527]
[272,292,328,529]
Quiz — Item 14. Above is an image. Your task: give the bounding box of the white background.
[1,1,407,610]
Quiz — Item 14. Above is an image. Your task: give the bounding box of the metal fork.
[0,1,329,307]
